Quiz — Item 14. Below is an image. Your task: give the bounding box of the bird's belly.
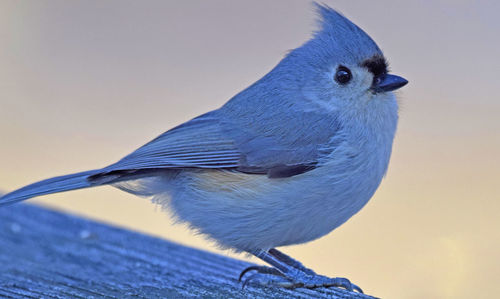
[162,153,386,252]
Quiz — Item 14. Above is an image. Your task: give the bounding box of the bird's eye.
[334,66,352,85]
[373,75,383,87]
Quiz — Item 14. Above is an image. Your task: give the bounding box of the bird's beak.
[371,74,408,93]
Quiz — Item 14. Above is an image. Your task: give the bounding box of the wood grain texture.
[0,204,377,298]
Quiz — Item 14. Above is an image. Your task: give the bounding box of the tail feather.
[0,170,101,206]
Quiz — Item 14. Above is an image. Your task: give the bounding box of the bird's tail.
[0,170,101,207]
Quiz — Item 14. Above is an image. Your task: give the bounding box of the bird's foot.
[240,248,363,293]
[238,265,286,288]
[239,265,363,293]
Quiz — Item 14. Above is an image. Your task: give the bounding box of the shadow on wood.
[0,204,376,298]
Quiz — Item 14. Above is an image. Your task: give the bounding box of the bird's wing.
[0,109,336,205]
[104,111,241,170]
[92,110,323,181]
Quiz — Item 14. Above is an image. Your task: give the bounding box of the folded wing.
[0,109,332,205]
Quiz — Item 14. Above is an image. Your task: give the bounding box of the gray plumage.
[0,3,408,291]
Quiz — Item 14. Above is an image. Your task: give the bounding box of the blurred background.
[1,1,499,298]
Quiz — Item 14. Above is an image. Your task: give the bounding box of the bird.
[0,3,408,293]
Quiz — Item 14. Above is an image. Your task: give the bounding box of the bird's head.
[278,3,408,113]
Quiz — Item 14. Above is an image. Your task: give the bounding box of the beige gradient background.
[1,1,499,298]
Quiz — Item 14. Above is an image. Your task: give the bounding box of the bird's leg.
[268,248,315,275]
[239,248,363,293]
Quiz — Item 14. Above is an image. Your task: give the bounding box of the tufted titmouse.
[0,3,408,292]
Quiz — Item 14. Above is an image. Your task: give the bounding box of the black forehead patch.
[361,55,388,78]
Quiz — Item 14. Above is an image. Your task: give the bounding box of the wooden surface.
[0,204,377,298]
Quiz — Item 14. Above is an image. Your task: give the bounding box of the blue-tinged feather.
[0,170,100,206]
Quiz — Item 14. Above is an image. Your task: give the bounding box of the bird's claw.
[239,265,284,289]
[320,276,363,293]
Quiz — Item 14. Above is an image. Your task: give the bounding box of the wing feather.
[100,111,242,174]
[91,108,339,181]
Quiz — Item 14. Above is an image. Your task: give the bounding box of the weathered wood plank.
[0,204,377,298]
